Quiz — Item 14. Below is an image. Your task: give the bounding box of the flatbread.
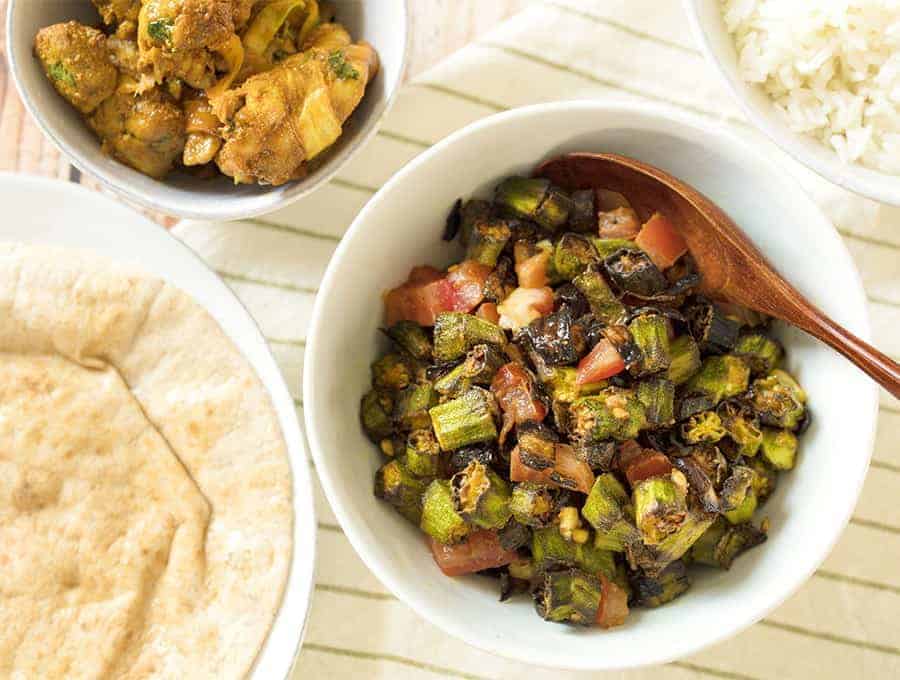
[0,244,293,679]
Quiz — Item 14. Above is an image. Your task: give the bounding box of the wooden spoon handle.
[794,307,900,399]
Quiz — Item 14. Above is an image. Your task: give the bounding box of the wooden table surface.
[0,0,526,222]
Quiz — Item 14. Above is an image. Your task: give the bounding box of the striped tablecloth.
[175,2,900,678]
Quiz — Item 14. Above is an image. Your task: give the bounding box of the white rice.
[722,0,900,175]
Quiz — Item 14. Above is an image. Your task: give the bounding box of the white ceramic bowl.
[0,174,316,678]
[6,0,408,220]
[684,0,900,207]
[304,101,879,670]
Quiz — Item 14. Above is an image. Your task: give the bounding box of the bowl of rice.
[685,0,900,206]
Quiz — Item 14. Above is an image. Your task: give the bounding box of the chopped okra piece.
[628,313,671,375]
[385,321,433,361]
[630,506,717,575]
[686,298,741,354]
[568,189,596,233]
[433,312,507,362]
[516,422,559,471]
[466,216,512,267]
[719,465,756,514]
[429,387,498,451]
[603,249,668,298]
[372,353,414,391]
[451,460,512,530]
[510,482,556,527]
[667,335,702,385]
[361,389,394,442]
[400,429,442,478]
[719,403,763,458]
[691,517,767,569]
[750,369,806,429]
[553,233,599,281]
[637,377,675,427]
[375,460,428,524]
[573,265,627,324]
[582,474,640,552]
[631,560,691,607]
[420,479,471,544]
[508,557,535,581]
[683,355,750,410]
[734,332,783,376]
[748,457,779,502]
[531,526,615,578]
[458,199,492,247]
[634,473,689,545]
[498,520,532,551]
[433,344,505,396]
[680,411,727,444]
[760,428,798,470]
[724,488,758,525]
[447,444,494,476]
[589,237,641,259]
[569,387,648,442]
[394,382,438,431]
[494,177,571,231]
[574,439,617,472]
[517,306,584,366]
[535,569,602,626]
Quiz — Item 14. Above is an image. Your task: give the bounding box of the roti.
[0,244,293,679]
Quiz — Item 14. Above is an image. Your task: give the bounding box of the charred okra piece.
[631,506,716,575]
[372,353,414,391]
[568,189,596,233]
[634,473,689,545]
[510,482,556,527]
[499,520,532,551]
[680,411,727,445]
[466,216,512,267]
[517,306,583,366]
[433,344,505,396]
[535,569,602,626]
[394,382,438,431]
[719,465,756,514]
[451,460,512,530]
[494,177,571,231]
[429,387,498,450]
[724,489,757,525]
[690,517,767,569]
[719,403,763,458]
[734,332,783,376]
[760,428,798,470]
[433,312,506,362]
[631,560,691,607]
[628,313,671,375]
[573,265,627,324]
[516,422,559,471]
[637,377,675,427]
[458,199,492,247]
[531,526,616,578]
[400,429,442,478]
[385,320,433,361]
[569,388,648,442]
[582,474,640,552]
[682,355,750,417]
[553,233,599,281]
[375,460,429,524]
[667,335,701,385]
[589,237,641,259]
[749,369,806,429]
[420,479,471,544]
[687,298,741,353]
[748,457,779,502]
[574,439,617,472]
[361,389,394,442]
[603,249,668,297]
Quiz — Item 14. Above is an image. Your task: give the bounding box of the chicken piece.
[90,83,186,179]
[183,92,222,166]
[214,36,378,185]
[138,0,241,89]
[92,0,142,36]
[33,22,118,115]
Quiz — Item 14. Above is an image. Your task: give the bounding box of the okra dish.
[361,175,809,628]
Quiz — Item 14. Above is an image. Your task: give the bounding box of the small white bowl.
[6,0,408,221]
[684,0,900,207]
[304,101,878,670]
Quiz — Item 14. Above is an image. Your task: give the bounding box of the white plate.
[0,174,316,679]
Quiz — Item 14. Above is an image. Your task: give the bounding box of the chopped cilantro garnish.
[47,62,76,88]
[327,50,360,80]
[148,18,174,45]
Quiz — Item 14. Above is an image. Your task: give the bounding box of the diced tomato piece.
[497,287,554,331]
[384,261,490,327]
[475,302,500,325]
[510,444,595,494]
[597,207,641,239]
[407,265,444,285]
[576,339,625,385]
[429,530,519,577]
[446,260,491,311]
[622,450,673,487]
[596,575,630,628]
[491,363,547,425]
[635,212,688,270]
[515,250,551,289]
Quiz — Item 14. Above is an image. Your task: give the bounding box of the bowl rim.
[682,0,900,207]
[0,172,318,679]
[303,100,878,670]
[5,0,411,221]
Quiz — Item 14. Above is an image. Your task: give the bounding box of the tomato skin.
[429,531,519,577]
[515,250,551,288]
[510,443,595,494]
[384,261,490,326]
[635,212,688,270]
[596,575,630,628]
[497,287,554,331]
[576,339,625,385]
[623,451,673,487]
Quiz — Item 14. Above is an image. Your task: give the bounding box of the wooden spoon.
[537,152,900,399]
